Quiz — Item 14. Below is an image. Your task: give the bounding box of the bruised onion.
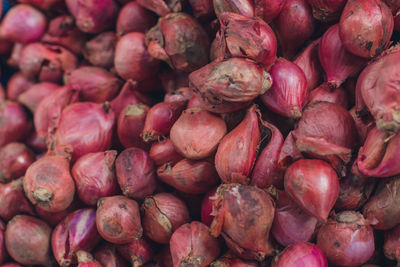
[213,0,254,17]
[384,224,400,263]
[0,143,35,184]
[52,208,101,266]
[149,138,183,166]
[339,0,393,58]
[6,72,35,101]
[116,237,154,266]
[110,80,141,118]
[137,0,186,16]
[83,32,116,69]
[115,147,157,200]
[141,193,190,244]
[307,83,348,108]
[170,221,220,266]
[317,211,375,266]
[190,58,272,113]
[5,215,52,266]
[117,1,157,35]
[0,101,30,147]
[96,195,142,244]
[94,244,129,267]
[272,242,328,267]
[306,0,346,21]
[17,82,61,112]
[254,0,285,23]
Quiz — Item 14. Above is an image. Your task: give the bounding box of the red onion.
[66,0,118,33]
[307,83,348,108]
[41,15,86,55]
[0,178,35,221]
[26,130,47,153]
[157,158,219,194]
[18,0,65,10]
[339,0,393,58]
[76,251,102,267]
[349,107,375,144]
[272,190,318,246]
[149,138,184,166]
[35,201,78,227]
[54,102,115,161]
[34,86,78,141]
[19,43,78,83]
[17,82,61,112]
[110,80,141,118]
[0,4,46,43]
[96,195,143,244]
[117,104,150,150]
[274,0,315,58]
[384,224,400,263]
[72,151,119,206]
[116,237,154,266]
[94,244,129,267]
[7,43,24,68]
[83,32,116,69]
[0,101,30,147]
[115,32,159,81]
[187,94,203,109]
[137,0,186,16]
[211,184,275,261]
[188,0,214,19]
[146,13,209,72]
[115,147,157,200]
[52,208,101,266]
[141,101,184,142]
[24,148,75,212]
[190,58,272,113]
[272,242,328,267]
[211,252,259,266]
[306,0,346,21]
[0,220,6,265]
[164,88,192,104]
[216,12,277,70]
[142,193,190,244]
[0,143,35,183]
[213,0,254,17]
[201,187,217,226]
[254,0,285,23]
[68,67,122,103]
[117,1,156,35]
[363,176,400,230]
[6,72,34,101]
[159,69,189,92]
[319,24,367,88]
[170,221,220,266]
[285,159,339,221]
[317,211,375,266]
[5,215,52,266]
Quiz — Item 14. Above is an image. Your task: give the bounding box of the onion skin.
[110,80,141,118]
[0,101,31,147]
[7,43,24,68]
[0,178,35,221]
[349,107,375,144]
[117,1,157,35]
[83,32,116,69]
[0,220,6,265]
[211,252,259,266]
[274,0,315,59]
[170,221,220,266]
[149,138,184,166]
[141,193,190,244]
[137,0,186,16]
[213,0,254,17]
[164,87,193,104]
[216,12,277,70]
[35,201,77,227]
[72,151,119,206]
[52,209,101,267]
[384,224,400,263]
[284,159,339,221]
[17,82,61,112]
[363,176,400,230]
[0,143,35,184]
[307,83,348,109]
[6,72,35,101]
[254,0,285,23]
[271,190,318,246]
[76,251,102,267]
[188,0,214,19]
[339,0,393,58]
[190,58,272,113]
[55,102,115,161]
[210,184,275,261]
[117,237,154,266]
[306,0,346,21]
[5,215,52,266]
[170,108,227,160]
[261,58,308,119]
[115,32,159,81]
[96,195,143,244]
[272,242,328,267]
[159,69,189,92]
[68,67,122,103]
[201,187,217,226]
[0,4,46,43]
[94,244,129,267]
[317,211,375,266]
[115,147,157,200]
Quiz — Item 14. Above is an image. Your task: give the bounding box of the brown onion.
[137,0,186,16]
[94,244,129,267]
[190,58,272,113]
[307,83,349,108]
[117,1,157,35]
[317,211,375,266]
[142,193,190,244]
[116,237,154,266]
[0,101,30,147]
[83,32,116,69]
[339,0,393,58]
[110,80,141,118]
[272,242,328,267]
[384,224,400,263]
[17,82,61,112]
[213,0,254,17]
[170,221,220,266]
[306,0,346,21]
[6,72,34,101]
[149,138,184,166]
[115,147,157,200]
[0,143,35,184]
[96,195,143,244]
[254,0,285,22]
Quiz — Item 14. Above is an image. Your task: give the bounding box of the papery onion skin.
[349,107,375,144]
[201,187,217,227]
[210,184,275,261]
[110,80,141,118]
[82,32,116,69]
[116,237,154,266]
[115,147,157,200]
[317,211,375,266]
[96,195,143,244]
[384,224,400,262]
[6,72,35,101]
[116,1,157,35]
[0,101,30,148]
[254,0,285,23]
[52,208,101,267]
[94,243,129,267]
[339,0,393,58]
[0,143,35,184]
[170,221,220,266]
[141,193,190,244]
[164,87,193,104]
[260,57,308,119]
[213,0,254,17]
[284,159,339,221]
[18,82,61,112]
[307,83,348,109]
[272,242,328,267]
[76,251,102,267]
[306,0,346,21]
[149,138,184,166]
[137,0,186,16]
[190,58,272,113]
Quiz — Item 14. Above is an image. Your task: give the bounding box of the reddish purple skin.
[83,32,117,69]
[116,1,157,35]
[0,101,30,147]
[17,82,61,112]
[0,143,35,184]
[6,72,35,101]
[273,242,328,267]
